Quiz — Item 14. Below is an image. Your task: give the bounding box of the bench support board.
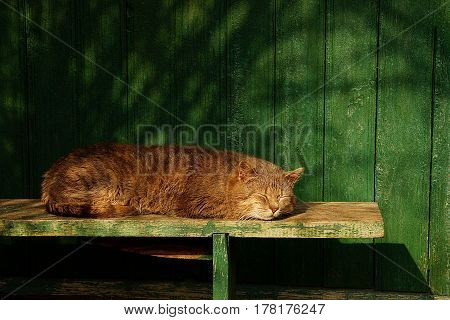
[212,233,234,299]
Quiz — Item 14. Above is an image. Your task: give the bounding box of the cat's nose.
[270,206,279,214]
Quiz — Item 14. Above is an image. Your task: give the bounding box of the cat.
[41,144,304,220]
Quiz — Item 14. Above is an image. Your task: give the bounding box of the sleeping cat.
[41,144,304,220]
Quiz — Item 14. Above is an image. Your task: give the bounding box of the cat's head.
[231,160,304,220]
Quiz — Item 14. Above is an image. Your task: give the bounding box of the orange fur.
[41,144,304,220]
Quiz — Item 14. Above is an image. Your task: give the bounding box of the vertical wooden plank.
[0,0,28,198]
[376,0,433,291]
[127,0,177,145]
[227,0,275,160]
[77,0,128,145]
[129,0,227,146]
[26,0,78,196]
[429,0,449,295]
[212,233,234,300]
[21,0,80,274]
[0,0,28,277]
[174,0,227,146]
[227,0,276,284]
[274,0,325,286]
[324,0,378,288]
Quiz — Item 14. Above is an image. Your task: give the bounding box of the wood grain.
[226,0,277,283]
[0,0,28,198]
[23,0,81,276]
[26,0,79,197]
[274,0,325,287]
[429,0,449,296]
[375,0,433,292]
[174,0,227,141]
[323,0,378,288]
[127,0,177,145]
[0,199,383,238]
[212,234,233,299]
[77,0,128,145]
[0,0,28,277]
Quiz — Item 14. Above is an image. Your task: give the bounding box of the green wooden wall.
[0,0,448,294]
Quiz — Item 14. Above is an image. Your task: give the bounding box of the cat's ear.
[284,167,305,184]
[238,161,257,181]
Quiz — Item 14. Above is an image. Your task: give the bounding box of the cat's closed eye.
[254,193,269,202]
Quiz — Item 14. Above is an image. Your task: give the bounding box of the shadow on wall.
[0,0,444,293]
[0,0,436,195]
[235,240,430,292]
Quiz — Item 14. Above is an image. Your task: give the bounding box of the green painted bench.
[0,199,384,299]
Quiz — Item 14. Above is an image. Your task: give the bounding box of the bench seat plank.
[0,199,384,238]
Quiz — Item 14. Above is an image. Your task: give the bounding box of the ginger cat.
[42,144,304,220]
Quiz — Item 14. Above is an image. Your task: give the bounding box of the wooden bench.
[0,199,384,299]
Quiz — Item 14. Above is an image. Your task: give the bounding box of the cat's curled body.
[42,144,304,220]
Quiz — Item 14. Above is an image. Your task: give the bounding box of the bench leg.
[212,233,235,300]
